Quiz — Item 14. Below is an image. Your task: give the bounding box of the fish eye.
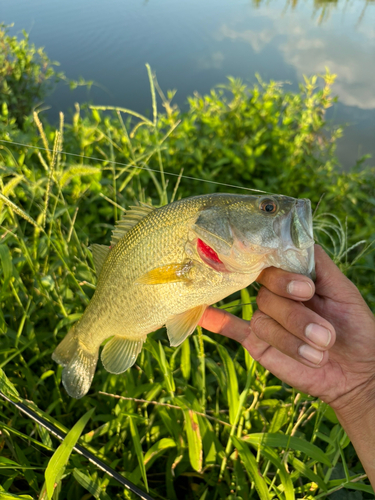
[259,199,278,214]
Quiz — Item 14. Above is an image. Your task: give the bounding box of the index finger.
[199,306,250,344]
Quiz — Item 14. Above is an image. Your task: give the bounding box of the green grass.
[0,56,374,499]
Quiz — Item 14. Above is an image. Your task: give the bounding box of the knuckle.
[284,307,300,328]
[249,348,264,363]
[220,311,235,333]
[250,310,266,333]
[217,310,230,334]
[256,286,270,309]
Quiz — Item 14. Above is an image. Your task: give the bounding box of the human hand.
[199,245,375,415]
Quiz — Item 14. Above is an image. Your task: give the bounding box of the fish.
[52,193,315,399]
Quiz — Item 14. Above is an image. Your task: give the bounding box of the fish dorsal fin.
[166,304,207,347]
[91,244,110,276]
[101,336,146,374]
[110,204,155,247]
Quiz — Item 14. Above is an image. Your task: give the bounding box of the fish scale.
[53,193,315,398]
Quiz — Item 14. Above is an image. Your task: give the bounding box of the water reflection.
[252,0,375,25]
[218,1,375,111]
[312,0,375,24]
[2,0,374,168]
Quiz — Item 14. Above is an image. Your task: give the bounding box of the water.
[2,0,375,169]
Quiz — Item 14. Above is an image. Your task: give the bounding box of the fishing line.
[0,391,155,500]
[0,138,270,195]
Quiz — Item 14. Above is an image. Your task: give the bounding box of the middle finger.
[256,286,336,350]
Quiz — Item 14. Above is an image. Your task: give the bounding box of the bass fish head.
[188,194,315,279]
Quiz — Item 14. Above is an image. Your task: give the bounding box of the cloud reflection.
[196,51,225,70]
[217,3,375,110]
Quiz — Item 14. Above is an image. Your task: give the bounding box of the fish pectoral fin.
[90,244,110,276]
[166,304,207,347]
[135,262,193,285]
[101,336,146,374]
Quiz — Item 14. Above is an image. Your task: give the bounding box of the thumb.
[313,245,360,302]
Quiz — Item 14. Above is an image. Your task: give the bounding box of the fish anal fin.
[91,244,110,276]
[101,336,146,374]
[135,262,193,285]
[166,304,207,347]
[110,204,155,247]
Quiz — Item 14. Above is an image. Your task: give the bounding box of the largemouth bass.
[53,193,315,398]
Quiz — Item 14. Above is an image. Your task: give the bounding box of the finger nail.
[305,323,331,347]
[287,280,313,298]
[298,344,324,365]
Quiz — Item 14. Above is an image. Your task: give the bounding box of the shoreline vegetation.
[0,24,374,500]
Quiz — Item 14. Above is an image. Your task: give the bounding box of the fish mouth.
[273,199,315,279]
[196,238,229,273]
[282,245,315,280]
[307,246,316,281]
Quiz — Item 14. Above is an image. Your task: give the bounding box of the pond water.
[2,0,375,170]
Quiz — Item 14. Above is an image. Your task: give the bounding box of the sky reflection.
[217,1,375,110]
[2,0,375,168]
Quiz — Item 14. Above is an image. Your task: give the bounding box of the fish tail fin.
[52,329,98,399]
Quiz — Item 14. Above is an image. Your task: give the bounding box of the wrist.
[330,375,375,488]
[330,375,375,425]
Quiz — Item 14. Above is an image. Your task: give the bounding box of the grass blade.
[0,422,53,451]
[241,288,253,321]
[232,436,271,500]
[243,433,332,467]
[184,409,203,473]
[144,338,175,395]
[90,105,153,126]
[241,287,255,370]
[344,482,375,494]
[269,406,289,433]
[0,492,33,499]
[144,438,176,467]
[73,468,112,500]
[256,445,295,500]
[217,344,239,425]
[45,407,95,499]
[0,369,20,399]
[0,193,39,228]
[129,416,149,492]
[288,456,327,492]
[158,340,175,395]
[0,244,12,291]
[146,63,157,127]
[181,338,191,381]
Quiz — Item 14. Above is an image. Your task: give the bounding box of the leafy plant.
[0,24,64,127]
[0,24,92,129]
